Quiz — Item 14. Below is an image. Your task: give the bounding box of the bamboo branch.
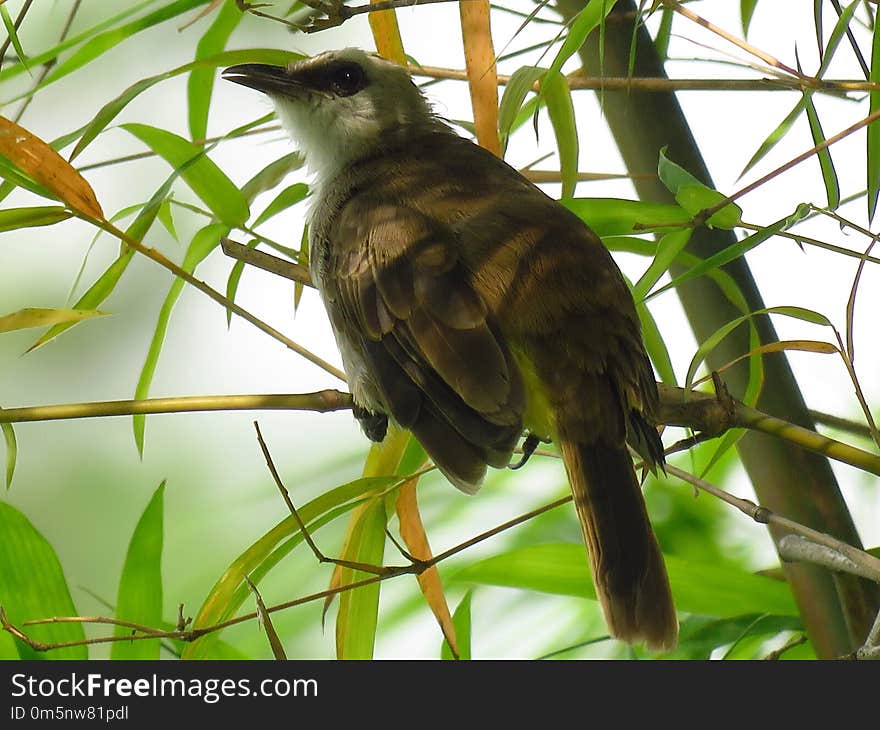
[778,535,880,583]
[2,384,878,477]
[413,64,880,92]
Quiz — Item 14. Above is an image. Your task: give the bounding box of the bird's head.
[223,48,440,185]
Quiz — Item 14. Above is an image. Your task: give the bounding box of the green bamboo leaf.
[253,183,310,228]
[497,65,545,152]
[816,1,859,78]
[563,198,691,236]
[741,0,758,36]
[647,204,811,302]
[66,202,156,308]
[548,0,617,76]
[677,184,741,228]
[702,428,747,480]
[240,151,306,203]
[28,180,170,351]
[0,156,59,201]
[2,422,15,490]
[134,223,227,455]
[157,197,178,240]
[541,70,578,199]
[454,543,798,618]
[225,238,258,326]
[654,7,673,59]
[637,300,678,386]
[803,98,839,211]
[42,0,207,89]
[112,482,166,660]
[740,98,808,181]
[0,4,30,73]
[685,305,833,389]
[759,305,833,326]
[70,50,297,160]
[0,0,160,86]
[632,228,692,302]
[510,93,543,138]
[0,502,86,658]
[869,13,880,221]
[441,591,472,660]
[335,498,387,659]
[184,474,401,659]
[658,149,742,227]
[28,252,134,352]
[740,2,856,181]
[602,235,657,256]
[123,123,249,226]
[700,322,765,477]
[0,206,72,233]
[294,225,309,314]
[0,179,15,205]
[188,0,244,142]
[668,613,803,660]
[0,307,107,334]
[607,236,752,322]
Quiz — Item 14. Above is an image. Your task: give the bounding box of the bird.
[222,48,678,650]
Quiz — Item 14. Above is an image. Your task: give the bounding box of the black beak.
[222,63,298,96]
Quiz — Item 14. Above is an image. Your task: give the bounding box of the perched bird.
[223,48,677,650]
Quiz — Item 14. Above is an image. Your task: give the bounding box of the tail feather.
[558,435,678,651]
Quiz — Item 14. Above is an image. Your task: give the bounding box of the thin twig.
[221,237,313,286]
[76,124,282,173]
[244,575,287,660]
[412,63,880,92]
[831,328,880,450]
[254,420,398,575]
[738,221,880,267]
[697,108,880,224]
[83,214,347,382]
[763,634,809,660]
[13,0,81,123]
[1,493,571,653]
[664,463,880,582]
[662,0,806,79]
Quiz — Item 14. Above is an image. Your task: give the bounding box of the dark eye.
[329,63,366,97]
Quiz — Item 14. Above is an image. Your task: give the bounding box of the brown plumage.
[224,49,678,650]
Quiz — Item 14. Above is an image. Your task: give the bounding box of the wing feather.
[328,202,525,489]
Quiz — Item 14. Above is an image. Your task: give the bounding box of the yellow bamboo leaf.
[459,0,500,156]
[368,0,406,65]
[396,476,458,658]
[0,307,107,334]
[332,428,410,659]
[0,116,104,220]
[694,339,839,387]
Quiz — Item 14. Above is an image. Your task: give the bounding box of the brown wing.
[325,201,525,493]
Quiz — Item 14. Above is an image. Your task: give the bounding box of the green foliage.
[112,482,166,660]
[0,503,85,659]
[0,0,877,662]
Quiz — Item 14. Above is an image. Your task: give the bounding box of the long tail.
[558,436,678,651]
